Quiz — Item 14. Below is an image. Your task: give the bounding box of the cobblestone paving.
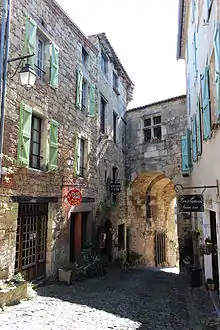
[0,268,217,329]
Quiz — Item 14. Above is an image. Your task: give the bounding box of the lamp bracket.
[8,53,35,79]
[174,182,219,196]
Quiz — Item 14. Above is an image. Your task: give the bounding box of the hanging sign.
[67,189,82,206]
[177,194,204,213]
[110,182,121,196]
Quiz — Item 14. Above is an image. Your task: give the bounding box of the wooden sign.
[177,194,204,213]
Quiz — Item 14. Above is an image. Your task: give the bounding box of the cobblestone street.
[0,268,217,330]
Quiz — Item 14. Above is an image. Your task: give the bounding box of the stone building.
[0,0,133,281]
[125,95,188,267]
[177,0,220,292]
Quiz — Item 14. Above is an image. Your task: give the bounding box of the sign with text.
[67,189,82,206]
[177,194,204,213]
[110,182,121,196]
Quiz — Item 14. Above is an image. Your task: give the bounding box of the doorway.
[69,212,89,262]
[15,203,48,281]
[210,211,219,293]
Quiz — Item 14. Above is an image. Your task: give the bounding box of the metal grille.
[15,203,48,281]
[154,231,166,266]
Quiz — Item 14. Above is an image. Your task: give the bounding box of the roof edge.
[128,95,186,112]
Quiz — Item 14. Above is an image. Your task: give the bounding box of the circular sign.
[67,189,82,206]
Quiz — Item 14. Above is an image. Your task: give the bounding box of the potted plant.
[206,278,215,291]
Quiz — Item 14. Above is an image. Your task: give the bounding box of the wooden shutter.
[74,133,80,176]
[181,129,192,176]
[192,115,197,161]
[24,16,37,68]
[89,84,96,117]
[76,70,83,109]
[196,99,202,156]
[193,31,197,73]
[201,67,211,140]
[214,25,220,120]
[50,43,59,88]
[48,120,59,170]
[17,103,32,167]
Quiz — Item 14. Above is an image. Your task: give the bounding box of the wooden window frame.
[29,115,41,169]
[143,115,162,143]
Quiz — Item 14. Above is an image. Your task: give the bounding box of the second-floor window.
[81,81,88,110]
[30,115,41,169]
[36,37,45,80]
[113,112,117,143]
[100,97,106,133]
[82,46,88,66]
[143,115,162,143]
[79,138,85,177]
[101,52,108,74]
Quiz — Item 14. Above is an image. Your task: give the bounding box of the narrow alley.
[0,268,216,330]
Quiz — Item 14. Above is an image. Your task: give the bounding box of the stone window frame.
[101,52,108,75]
[77,135,89,178]
[82,46,89,67]
[142,113,162,143]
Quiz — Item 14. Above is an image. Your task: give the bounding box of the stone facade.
[0,0,133,280]
[125,95,189,266]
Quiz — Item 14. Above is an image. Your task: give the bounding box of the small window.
[143,115,162,143]
[118,224,125,250]
[101,52,108,74]
[100,97,106,133]
[113,112,117,143]
[113,72,118,90]
[112,166,118,202]
[36,37,45,80]
[30,115,41,169]
[81,81,87,109]
[82,47,88,66]
[79,138,85,177]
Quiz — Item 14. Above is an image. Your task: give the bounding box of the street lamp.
[19,63,37,89]
[66,156,74,168]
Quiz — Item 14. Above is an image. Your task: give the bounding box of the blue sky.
[56,0,186,108]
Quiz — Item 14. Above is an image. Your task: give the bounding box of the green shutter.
[17,103,32,167]
[24,16,37,68]
[181,129,192,176]
[201,67,211,140]
[196,99,202,156]
[89,84,96,117]
[50,43,59,88]
[192,115,197,161]
[214,25,220,120]
[48,120,59,170]
[193,31,197,73]
[76,70,83,109]
[74,133,80,176]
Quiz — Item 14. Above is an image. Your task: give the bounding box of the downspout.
[0,0,11,172]
[0,0,7,119]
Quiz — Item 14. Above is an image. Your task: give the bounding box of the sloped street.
[0,267,216,330]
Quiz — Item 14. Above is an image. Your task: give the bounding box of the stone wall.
[125,95,189,266]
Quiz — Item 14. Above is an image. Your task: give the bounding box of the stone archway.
[127,171,180,267]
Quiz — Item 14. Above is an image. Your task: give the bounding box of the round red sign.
[67,189,82,206]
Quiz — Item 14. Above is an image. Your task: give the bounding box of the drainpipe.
[0,0,11,173]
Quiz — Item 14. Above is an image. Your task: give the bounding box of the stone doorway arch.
[127,171,180,267]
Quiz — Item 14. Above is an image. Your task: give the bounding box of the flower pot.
[207,283,215,291]
[58,268,72,285]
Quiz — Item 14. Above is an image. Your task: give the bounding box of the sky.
[56,0,186,108]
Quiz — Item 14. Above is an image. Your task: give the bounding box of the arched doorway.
[127,171,180,267]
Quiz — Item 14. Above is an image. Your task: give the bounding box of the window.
[81,81,87,110]
[36,37,45,79]
[143,115,162,142]
[100,97,106,133]
[30,115,41,169]
[101,52,108,74]
[82,46,88,66]
[113,112,117,143]
[113,72,119,91]
[118,224,125,250]
[79,138,85,177]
